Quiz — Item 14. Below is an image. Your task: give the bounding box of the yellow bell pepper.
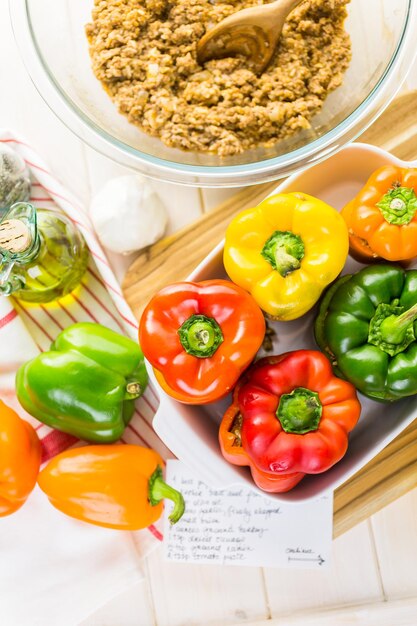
[223,192,349,320]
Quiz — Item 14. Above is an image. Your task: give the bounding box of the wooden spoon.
[197,0,303,75]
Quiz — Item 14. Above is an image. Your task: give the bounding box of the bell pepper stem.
[277,387,322,434]
[178,314,223,358]
[148,466,185,525]
[379,302,417,345]
[124,381,143,400]
[230,411,243,446]
[261,231,305,278]
[376,186,417,225]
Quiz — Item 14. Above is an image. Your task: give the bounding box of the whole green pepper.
[315,264,417,402]
[16,322,148,442]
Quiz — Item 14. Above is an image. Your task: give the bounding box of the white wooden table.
[2,1,417,623]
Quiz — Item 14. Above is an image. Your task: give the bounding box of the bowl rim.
[10,0,417,185]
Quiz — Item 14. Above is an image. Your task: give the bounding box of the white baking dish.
[149,142,417,501]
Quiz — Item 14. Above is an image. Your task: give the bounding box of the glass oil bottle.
[0,202,89,303]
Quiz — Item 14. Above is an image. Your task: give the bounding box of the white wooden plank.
[201,187,246,213]
[145,545,269,626]
[263,521,383,616]
[156,181,204,233]
[371,487,417,600]
[79,580,155,626]
[242,597,417,626]
[405,68,417,91]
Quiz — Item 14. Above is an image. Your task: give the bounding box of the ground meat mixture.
[86,0,351,156]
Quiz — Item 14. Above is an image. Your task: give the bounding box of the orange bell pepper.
[0,400,41,517]
[139,280,265,404]
[37,445,185,530]
[342,165,417,262]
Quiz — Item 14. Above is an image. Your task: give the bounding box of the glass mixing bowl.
[10,0,417,186]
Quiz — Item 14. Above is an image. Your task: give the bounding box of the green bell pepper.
[16,322,148,442]
[315,264,417,402]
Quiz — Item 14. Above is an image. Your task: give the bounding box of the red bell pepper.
[139,280,265,404]
[219,350,361,492]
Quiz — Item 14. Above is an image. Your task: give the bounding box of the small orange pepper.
[37,445,185,530]
[0,400,41,517]
[342,165,417,262]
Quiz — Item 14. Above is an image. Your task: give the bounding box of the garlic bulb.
[89,175,168,255]
[0,144,31,212]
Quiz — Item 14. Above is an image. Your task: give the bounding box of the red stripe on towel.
[148,525,164,542]
[0,309,18,329]
[40,430,79,464]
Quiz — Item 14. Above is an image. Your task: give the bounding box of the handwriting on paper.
[164,460,333,569]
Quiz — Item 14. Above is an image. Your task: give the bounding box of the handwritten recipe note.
[164,460,333,569]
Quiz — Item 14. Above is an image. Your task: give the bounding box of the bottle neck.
[0,203,39,258]
[19,230,41,262]
[0,218,41,295]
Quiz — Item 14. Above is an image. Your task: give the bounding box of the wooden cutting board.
[123,91,417,538]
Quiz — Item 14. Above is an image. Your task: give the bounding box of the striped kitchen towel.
[0,130,172,551]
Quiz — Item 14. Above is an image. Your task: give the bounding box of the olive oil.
[0,202,89,303]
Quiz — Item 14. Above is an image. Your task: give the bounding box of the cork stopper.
[0,219,31,253]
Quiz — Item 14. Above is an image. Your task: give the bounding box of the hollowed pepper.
[37,445,185,530]
[315,264,417,402]
[0,400,41,517]
[342,165,417,262]
[139,280,265,404]
[223,192,349,320]
[16,322,148,443]
[219,351,360,493]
